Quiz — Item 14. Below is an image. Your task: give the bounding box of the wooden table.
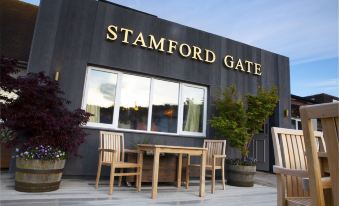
[137,144,208,199]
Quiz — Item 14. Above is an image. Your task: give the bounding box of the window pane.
[151,80,179,133]
[182,86,205,133]
[85,69,117,124]
[118,74,151,130]
[297,121,302,130]
[291,119,296,129]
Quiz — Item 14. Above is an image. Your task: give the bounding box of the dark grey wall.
[28,0,290,176]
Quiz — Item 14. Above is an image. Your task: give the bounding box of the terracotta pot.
[226,164,256,187]
[15,158,66,192]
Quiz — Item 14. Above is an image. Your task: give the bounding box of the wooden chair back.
[300,102,339,206]
[271,127,324,197]
[99,131,124,163]
[203,139,226,166]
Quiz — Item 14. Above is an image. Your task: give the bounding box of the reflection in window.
[118,74,151,130]
[85,70,117,124]
[151,80,179,133]
[182,86,204,133]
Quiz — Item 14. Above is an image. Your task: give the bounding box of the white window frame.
[81,66,207,137]
[81,67,119,129]
[178,83,207,136]
[291,118,302,130]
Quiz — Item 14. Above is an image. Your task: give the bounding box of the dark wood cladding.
[28,0,290,175]
[0,0,38,61]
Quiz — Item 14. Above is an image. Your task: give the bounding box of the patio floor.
[0,172,277,206]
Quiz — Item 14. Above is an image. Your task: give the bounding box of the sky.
[21,0,338,97]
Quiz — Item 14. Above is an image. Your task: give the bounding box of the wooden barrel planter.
[15,158,66,192]
[226,164,256,187]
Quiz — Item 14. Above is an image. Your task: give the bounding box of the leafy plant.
[15,145,67,160]
[0,57,91,157]
[210,86,278,165]
[226,158,257,166]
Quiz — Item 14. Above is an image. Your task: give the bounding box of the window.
[118,74,151,130]
[291,118,302,130]
[82,66,207,136]
[151,80,179,133]
[181,85,205,133]
[84,69,117,124]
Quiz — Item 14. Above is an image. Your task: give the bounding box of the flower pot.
[226,164,256,187]
[15,158,66,192]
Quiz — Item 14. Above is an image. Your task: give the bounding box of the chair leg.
[95,162,102,189]
[211,167,216,194]
[185,155,190,189]
[118,169,123,187]
[222,163,226,190]
[109,166,115,195]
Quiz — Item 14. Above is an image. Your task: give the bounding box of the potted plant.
[0,57,91,192]
[210,86,278,187]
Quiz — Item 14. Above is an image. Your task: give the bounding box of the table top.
[137,144,208,151]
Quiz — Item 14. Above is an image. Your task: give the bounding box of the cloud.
[300,79,339,88]
[292,78,339,96]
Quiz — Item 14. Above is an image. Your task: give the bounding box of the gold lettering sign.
[223,56,261,76]
[105,24,262,76]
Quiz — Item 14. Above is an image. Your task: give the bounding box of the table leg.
[136,151,143,192]
[152,148,160,199]
[199,150,206,197]
[177,153,183,188]
[186,154,191,189]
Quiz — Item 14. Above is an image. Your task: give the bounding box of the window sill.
[81,124,206,138]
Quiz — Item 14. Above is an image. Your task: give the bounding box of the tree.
[210,86,278,164]
[0,57,91,156]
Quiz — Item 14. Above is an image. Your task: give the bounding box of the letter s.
[106,25,118,41]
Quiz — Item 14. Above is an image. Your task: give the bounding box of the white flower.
[15,148,19,152]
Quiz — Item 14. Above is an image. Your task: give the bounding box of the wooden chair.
[271,127,325,206]
[95,131,142,195]
[185,139,226,193]
[300,102,339,206]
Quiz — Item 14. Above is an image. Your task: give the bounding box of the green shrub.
[210,86,278,164]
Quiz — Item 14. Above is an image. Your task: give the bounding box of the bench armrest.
[273,165,308,177]
[303,176,332,191]
[213,154,226,159]
[98,148,116,153]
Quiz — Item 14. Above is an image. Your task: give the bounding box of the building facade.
[27,0,291,174]
[291,93,339,131]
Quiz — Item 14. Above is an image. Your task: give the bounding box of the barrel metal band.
[15,181,61,186]
[16,168,63,174]
[227,170,255,175]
